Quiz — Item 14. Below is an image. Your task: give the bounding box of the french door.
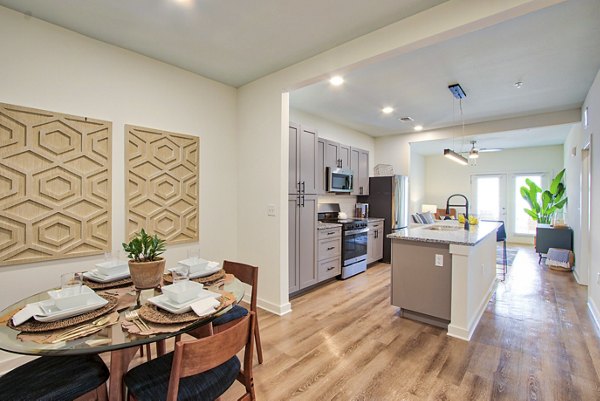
[471,174,507,222]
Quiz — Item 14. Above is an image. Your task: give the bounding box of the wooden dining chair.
[124,312,256,401]
[212,260,263,364]
[0,354,109,401]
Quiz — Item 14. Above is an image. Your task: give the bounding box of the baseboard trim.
[256,297,291,316]
[588,297,600,333]
[448,278,498,341]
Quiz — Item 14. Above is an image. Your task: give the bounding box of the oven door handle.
[344,228,369,236]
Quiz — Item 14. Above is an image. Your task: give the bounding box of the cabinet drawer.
[318,257,341,281]
[368,221,382,229]
[318,227,341,240]
[318,237,341,260]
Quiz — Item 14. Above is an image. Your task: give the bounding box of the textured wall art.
[126,125,199,244]
[0,103,111,266]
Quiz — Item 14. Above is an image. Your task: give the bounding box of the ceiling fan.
[463,140,503,159]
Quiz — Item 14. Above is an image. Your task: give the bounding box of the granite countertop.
[387,221,500,246]
[353,217,385,223]
[317,222,342,230]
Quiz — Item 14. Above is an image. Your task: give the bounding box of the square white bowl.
[161,281,204,304]
[47,286,95,310]
[178,258,209,269]
[95,260,129,276]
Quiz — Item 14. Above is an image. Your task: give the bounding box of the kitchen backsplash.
[318,195,357,217]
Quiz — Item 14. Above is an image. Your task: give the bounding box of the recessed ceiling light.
[329,76,344,86]
[382,107,394,114]
[414,125,423,131]
[514,81,524,89]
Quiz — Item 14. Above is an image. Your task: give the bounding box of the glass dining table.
[0,277,244,401]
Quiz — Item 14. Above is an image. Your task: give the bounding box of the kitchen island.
[388,221,500,341]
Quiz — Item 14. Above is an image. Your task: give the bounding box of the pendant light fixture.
[444,83,469,165]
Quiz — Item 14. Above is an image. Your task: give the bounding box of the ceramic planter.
[128,258,165,289]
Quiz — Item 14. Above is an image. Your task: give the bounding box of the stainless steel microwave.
[327,167,353,193]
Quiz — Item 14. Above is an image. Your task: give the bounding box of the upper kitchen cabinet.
[350,147,370,196]
[289,123,317,195]
[325,140,350,170]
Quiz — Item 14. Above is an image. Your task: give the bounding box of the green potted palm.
[122,229,166,290]
[520,168,568,225]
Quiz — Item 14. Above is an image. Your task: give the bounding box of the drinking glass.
[61,272,83,294]
[172,265,190,283]
[187,248,201,265]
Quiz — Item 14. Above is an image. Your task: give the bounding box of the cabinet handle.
[327,266,336,271]
[301,195,305,207]
[297,195,300,207]
[297,181,301,193]
[327,231,336,235]
[301,181,305,193]
[359,186,363,195]
[327,246,335,251]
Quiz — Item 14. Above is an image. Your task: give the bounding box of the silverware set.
[52,315,113,343]
[125,310,151,332]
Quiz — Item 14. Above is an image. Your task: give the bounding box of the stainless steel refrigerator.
[357,175,409,263]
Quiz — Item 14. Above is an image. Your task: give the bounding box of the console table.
[535,224,573,263]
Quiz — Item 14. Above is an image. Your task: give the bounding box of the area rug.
[496,246,518,266]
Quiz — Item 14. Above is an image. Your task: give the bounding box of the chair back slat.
[171,313,253,379]
[222,260,258,311]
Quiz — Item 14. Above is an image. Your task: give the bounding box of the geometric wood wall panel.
[125,125,198,244]
[0,102,112,266]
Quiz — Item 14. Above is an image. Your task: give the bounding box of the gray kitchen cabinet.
[367,220,384,264]
[316,138,327,194]
[325,140,350,170]
[317,226,341,281]
[289,123,317,195]
[350,147,370,196]
[289,194,318,293]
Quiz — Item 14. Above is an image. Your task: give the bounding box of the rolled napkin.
[190,297,221,317]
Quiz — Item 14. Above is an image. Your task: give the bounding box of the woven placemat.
[162,269,226,285]
[7,295,118,333]
[138,291,235,324]
[83,276,133,290]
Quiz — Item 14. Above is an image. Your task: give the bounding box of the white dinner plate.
[83,269,131,283]
[33,292,108,322]
[148,289,221,314]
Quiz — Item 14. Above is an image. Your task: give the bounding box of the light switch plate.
[435,254,443,267]
[267,204,276,217]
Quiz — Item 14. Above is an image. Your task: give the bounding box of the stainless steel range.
[318,203,368,279]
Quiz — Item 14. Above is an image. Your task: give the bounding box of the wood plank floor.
[136,246,600,400]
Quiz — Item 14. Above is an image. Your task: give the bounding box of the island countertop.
[387,221,500,246]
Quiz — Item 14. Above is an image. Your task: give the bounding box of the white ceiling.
[2,0,599,152]
[0,0,446,87]
[291,0,600,137]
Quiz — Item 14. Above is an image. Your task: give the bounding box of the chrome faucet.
[445,194,470,229]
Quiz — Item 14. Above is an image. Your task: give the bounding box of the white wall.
[0,7,238,362]
[408,152,425,215]
[563,124,584,283]
[583,68,600,330]
[422,145,564,242]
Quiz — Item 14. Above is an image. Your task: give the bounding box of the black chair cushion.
[0,354,109,401]
[124,352,240,401]
[211,304,248,326]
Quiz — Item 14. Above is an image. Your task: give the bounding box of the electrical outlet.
[267,204,276,217]
[435,254,443,267]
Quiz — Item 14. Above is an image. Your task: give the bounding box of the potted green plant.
[122,229,166,290]
[520,169,568,225]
